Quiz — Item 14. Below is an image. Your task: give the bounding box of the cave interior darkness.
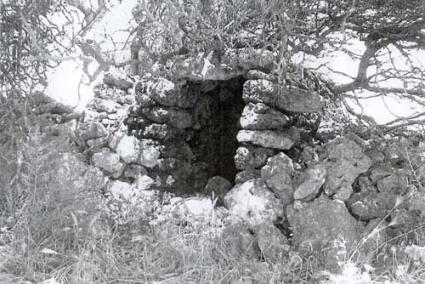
[188,76,246,188]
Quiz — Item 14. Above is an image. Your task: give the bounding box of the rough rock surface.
[116,135,141,163]
[92,148,124,176]
[203,176,232,197]
[255,224,290,263]
[234,145,275,170]
[223,179,284,226]
[242,79,324,113]
[293,164,327,201]
[237,130,295,150]
[286,196,360,272]
[322,137,372,200]
[260,152,294,205]
[240,102,290,130]
[116,135,160,168]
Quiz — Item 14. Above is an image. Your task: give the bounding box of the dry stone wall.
[72,48,425,272]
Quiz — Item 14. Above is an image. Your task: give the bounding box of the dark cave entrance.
[188,76,246,186]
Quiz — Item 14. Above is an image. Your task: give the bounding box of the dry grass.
[2,127,425,283]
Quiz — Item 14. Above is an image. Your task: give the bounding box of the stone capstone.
[243,79,324,113]
[223,179,284,226]
[261,152,294,205]
[323,137,372,200]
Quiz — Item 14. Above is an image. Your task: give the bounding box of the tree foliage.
[135,0,425,130]
[1,0,425,130]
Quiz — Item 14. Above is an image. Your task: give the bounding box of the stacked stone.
[127,76,205,192]
[77,73,161,190]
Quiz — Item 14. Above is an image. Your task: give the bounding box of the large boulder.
[323,137,372,200]
[286,196,361,272]
[145,77,198,108]
[261,152,294,205]
[223,179,284,226]
[255,224,290,263]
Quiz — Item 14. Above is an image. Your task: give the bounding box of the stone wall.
[73,48,425,271]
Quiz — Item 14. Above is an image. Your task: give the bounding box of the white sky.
[46,0,137,111]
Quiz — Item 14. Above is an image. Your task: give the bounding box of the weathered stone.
[294,164,327,201]
[347,190,397,221]
[299,145,319,166]
[136,92,157,107]
[243,79,324,113]
[237,130,296,150]
[377,172,409,194]
[139,139,161,168]
[261,152,294,205]
[108,124,128,151]
[222,223,260,259]
[246,70,275,81]
[134,174,155,190]
[93,98,120,113]
[140,106,192,129]
[323,137,372,200]
[124,164,148,180]
[78,121,108,141]
[86,136,108,149]
[240,103,290,130]
[255,224,290,263]
[222,48,274,71]
[116,135,141,163]
[142,123,186,141]
[235,169,261,184]
[146,78,198,108]
[286,196,360,272]
[223,179,284,226]
[103,73,133,91]
[234,145,275,170]
[203,176,232,197]
[369,164,393,184]
[92,148,124,176]
[101,118,115,126]
[171,196,215,220]
[57,153,107,192]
